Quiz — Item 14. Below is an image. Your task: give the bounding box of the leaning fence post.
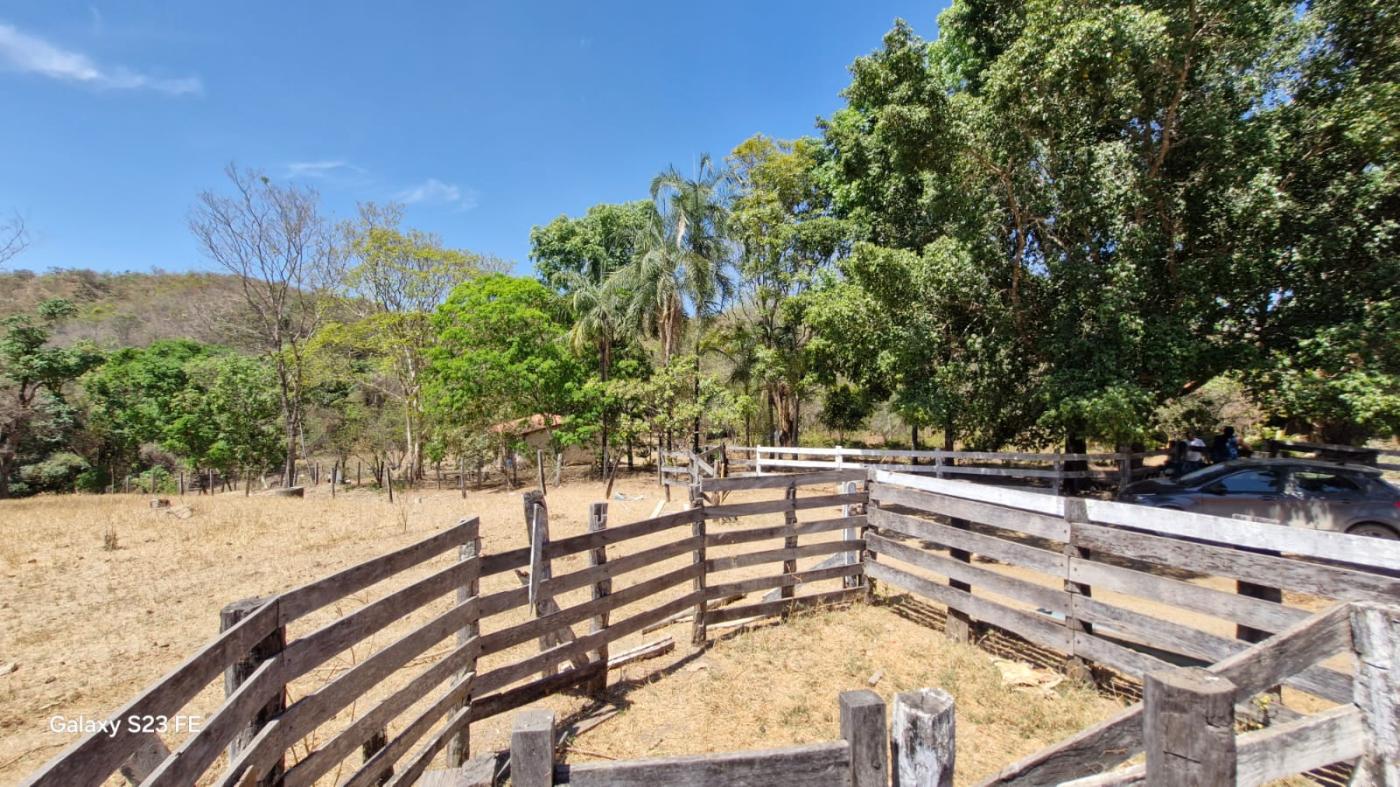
[1062,498,1095,684]
[219,597,286,786]
[1350,602,1399,785]
[446,517,481,767]
[1143,667,1236,784]
[689,482,708,646]
[840,690,888,787]
[510,709,555,787]
[891,688,955,787]
[587,502,611,693]
[524,491,556,679]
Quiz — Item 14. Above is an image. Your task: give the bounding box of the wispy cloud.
[0,20,201,95]
[395,178,479,211]
[285,160,365,179]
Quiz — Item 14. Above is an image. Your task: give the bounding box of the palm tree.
[555,269,625,472]
[620,154,735,450]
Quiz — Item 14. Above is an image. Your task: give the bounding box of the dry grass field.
[0,473,1136,785]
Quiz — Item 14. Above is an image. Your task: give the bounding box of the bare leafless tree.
[189,164,342,487]
[0,212,28,267]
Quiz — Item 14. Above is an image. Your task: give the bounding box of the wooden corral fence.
[507,687,956,787]
[657,445,726,500]
[22,472,869,787]
[1264,438,1400,473]
[727,445,1165,493]
[22,467,1400,786]
[986,602,1399,786]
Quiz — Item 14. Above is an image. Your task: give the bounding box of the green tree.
[728,134,851,445]
[426,275,583,462]
[163,354,284,483]
[340,202,501,478]
[0,300,101,497]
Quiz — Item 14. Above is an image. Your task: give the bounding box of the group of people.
[1175,426,1247,475]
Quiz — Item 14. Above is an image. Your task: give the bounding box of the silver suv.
[1117,458,1400,539]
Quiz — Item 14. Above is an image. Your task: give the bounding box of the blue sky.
[0,1,937,276]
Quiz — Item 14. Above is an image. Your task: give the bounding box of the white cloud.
[395,178,479,211]
[286,160,363,178]
[0,20,201,95]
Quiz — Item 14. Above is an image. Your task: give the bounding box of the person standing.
[1211,426,1239,463]
[1185,434,1207,473]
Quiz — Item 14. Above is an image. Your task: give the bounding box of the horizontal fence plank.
[143,656,284,786]
[281,559,470,679]
[751,445,1128,462]
[706,539,865,573]
[278,519,475,621]
[1084,498,1400,572]
[705,515,864,548]
[474,592,701,697]
[468,661,606,724]
[1071,596,1352,703]
[705,587,865,625]
[544,509,702,561]
[339,670,477,787]
[1066,558,1309,634]
[874,470,1063,515]
[867,561,1072,652]
[558,740,851,787]
[706,492,866,520]
[871,483,1069,542]
[867,531,1070,613]
[1208,602,1353,700]
[1233,704,1365,786]
[259,600,481,785]
[869,506,1066,576]
[21,598,281,787]
[758,458,1087,479]
[477,563,701,658]
[1070,521,1400,604]
[701,469,867,492]
[705,563,864,599]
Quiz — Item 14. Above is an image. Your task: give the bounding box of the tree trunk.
[911,424,920,465]
[692,354,702,452]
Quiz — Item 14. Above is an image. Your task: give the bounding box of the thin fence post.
[1350,602,1399,785]
[891,688,955,787]
[446,517,481,767]
[841,480,863,589]
[510,709,555,787]
[689,482,707,646]
[945,511,976,643]
[1052,452,1064,496]
[524,491,557,679]
[755,446,764,475]
[361,729,390,786]
[587,502,611,693]
[460,456,467,499]
[863,469,879,601]
[781,479,798,608]
[836,445,845,470]
[219,597,285,786]
[1062,498,1095,684]
[536,448,547,495]
[1143,667,1236,785]
[840,690,887,787]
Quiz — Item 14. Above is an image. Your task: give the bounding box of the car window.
[1292,470,1362,495]
[1215,469,1282,494]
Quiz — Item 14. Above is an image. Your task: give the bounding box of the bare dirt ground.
[0,472,1141,785]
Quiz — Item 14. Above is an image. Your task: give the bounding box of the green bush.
[18,452,90,493]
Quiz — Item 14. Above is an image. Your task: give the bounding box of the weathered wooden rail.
[726,445,1164,492]
[22,467,1400,785]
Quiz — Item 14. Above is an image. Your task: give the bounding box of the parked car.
[1116,458,1400,539]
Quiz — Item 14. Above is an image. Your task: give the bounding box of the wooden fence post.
[840,690,887,787]
[361,730,390,786]
[587,502,611,694]
[1350,602,1399,785]
[863,469,878,601]
[1143,667,1236,785]
[841,480,863,589]
[1051,453,1064,496]
[1062,498,1095,684]
[459,456,467,499]
[689,482,708,646]
[891,688,955,787]
[945,511,976,643]
[510,708,555,787]
[524,491,556,679]
[446,517,481,768]
[536,448,547,496]
[219,597,286,786]
[781,480,799,608]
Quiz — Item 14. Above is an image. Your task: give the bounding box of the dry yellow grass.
[0,474,1131,786]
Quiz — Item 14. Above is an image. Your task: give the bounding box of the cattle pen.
[20,467,1400,786]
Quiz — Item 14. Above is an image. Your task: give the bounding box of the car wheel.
[1347,522,1399,540]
